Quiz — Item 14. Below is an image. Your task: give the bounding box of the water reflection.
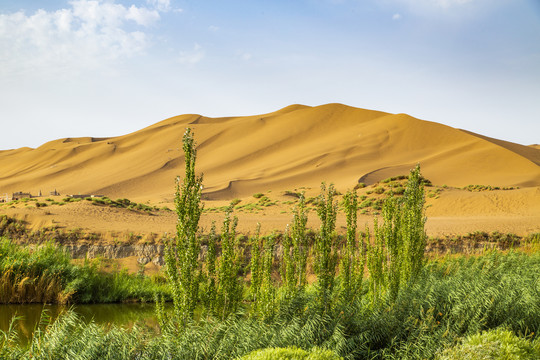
[0,302,170,345]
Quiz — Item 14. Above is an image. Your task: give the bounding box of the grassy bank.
[1,250,539,359]
[0,238,170,304]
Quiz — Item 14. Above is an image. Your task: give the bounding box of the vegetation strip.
[0,239,170,304]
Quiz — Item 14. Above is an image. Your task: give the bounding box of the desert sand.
[1,103,539,240]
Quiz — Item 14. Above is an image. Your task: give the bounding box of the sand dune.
[1,103,539,203]
[2,103,540,239]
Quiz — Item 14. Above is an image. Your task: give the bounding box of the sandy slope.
[1,186,539,239]
[1,103,539,203]
[1,103,539,238]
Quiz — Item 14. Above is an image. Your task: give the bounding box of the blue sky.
[1,0,539,150]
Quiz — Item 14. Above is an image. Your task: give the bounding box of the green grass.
[437,328,540,360]
[463,184,517,192]
[0,238,170,304]
[239,346,343,359]
[87,197,161,213]
[1,250,538,359]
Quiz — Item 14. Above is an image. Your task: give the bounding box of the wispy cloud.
[126,5,160,27]
[178,43,205,64]
[147,0,171,12]
[392,13,402,20]
[384,0,476,13]
[434,0,473,8]
[0,0,168,76]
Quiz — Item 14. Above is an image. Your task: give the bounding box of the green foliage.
[257,195,276,207]
[231,198,242,206]
[255,234,277,320]
[291,193,309,292]
[369,164,427,302]
[249,224,263,304]
[339,189,365,305]
[0,311,155,360]
[359,199,373,209]
[281,226,296,300]
[314,183,338,312]
[463,184,516,192]
[2,251,540,359]
[239,346,343,360]
[164,128,204,324]
[354,182,366,189]
[201,221,218,314]
[401,164,427,282]
[283,190,302,198]
[0,215,29,240]
[89,196,159,213]
[216,207,242,319]
[0,238,169,304]
[382,175,408,183]
[437,328,540,360]
[528,232,540,244]
[281,193,309,302]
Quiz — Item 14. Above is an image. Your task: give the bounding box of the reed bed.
[0,238,170,304]
[1,251,538,359]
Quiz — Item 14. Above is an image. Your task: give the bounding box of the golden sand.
[1,103,539,239]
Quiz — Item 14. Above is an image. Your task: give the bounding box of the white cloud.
[0,0,165,76]
[392,13,402,20]
[147,0,171,12]
[208,25,219,32]
[126,5,160,26]
[178,43,205,64]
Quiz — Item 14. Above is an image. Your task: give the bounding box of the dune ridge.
[1,103,539,202]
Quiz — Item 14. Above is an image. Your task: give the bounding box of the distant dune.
[1,103,539,202]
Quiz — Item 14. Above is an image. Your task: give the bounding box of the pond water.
[0,302,170,345]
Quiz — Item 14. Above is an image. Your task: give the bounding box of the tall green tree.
[281,192,309,301]
[400,164,427,282]
[216,206,242,319]
[369,164,427,302]
[202,221,218,315]
[291,193,309,291]
[281,225,296,300]
[314,183,338,312]
[164,128,204,324]
[340,189,365,305]
[249,223,262,305]
[257,234,277,320]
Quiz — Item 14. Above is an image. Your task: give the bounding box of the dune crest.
[1,103,539,202]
